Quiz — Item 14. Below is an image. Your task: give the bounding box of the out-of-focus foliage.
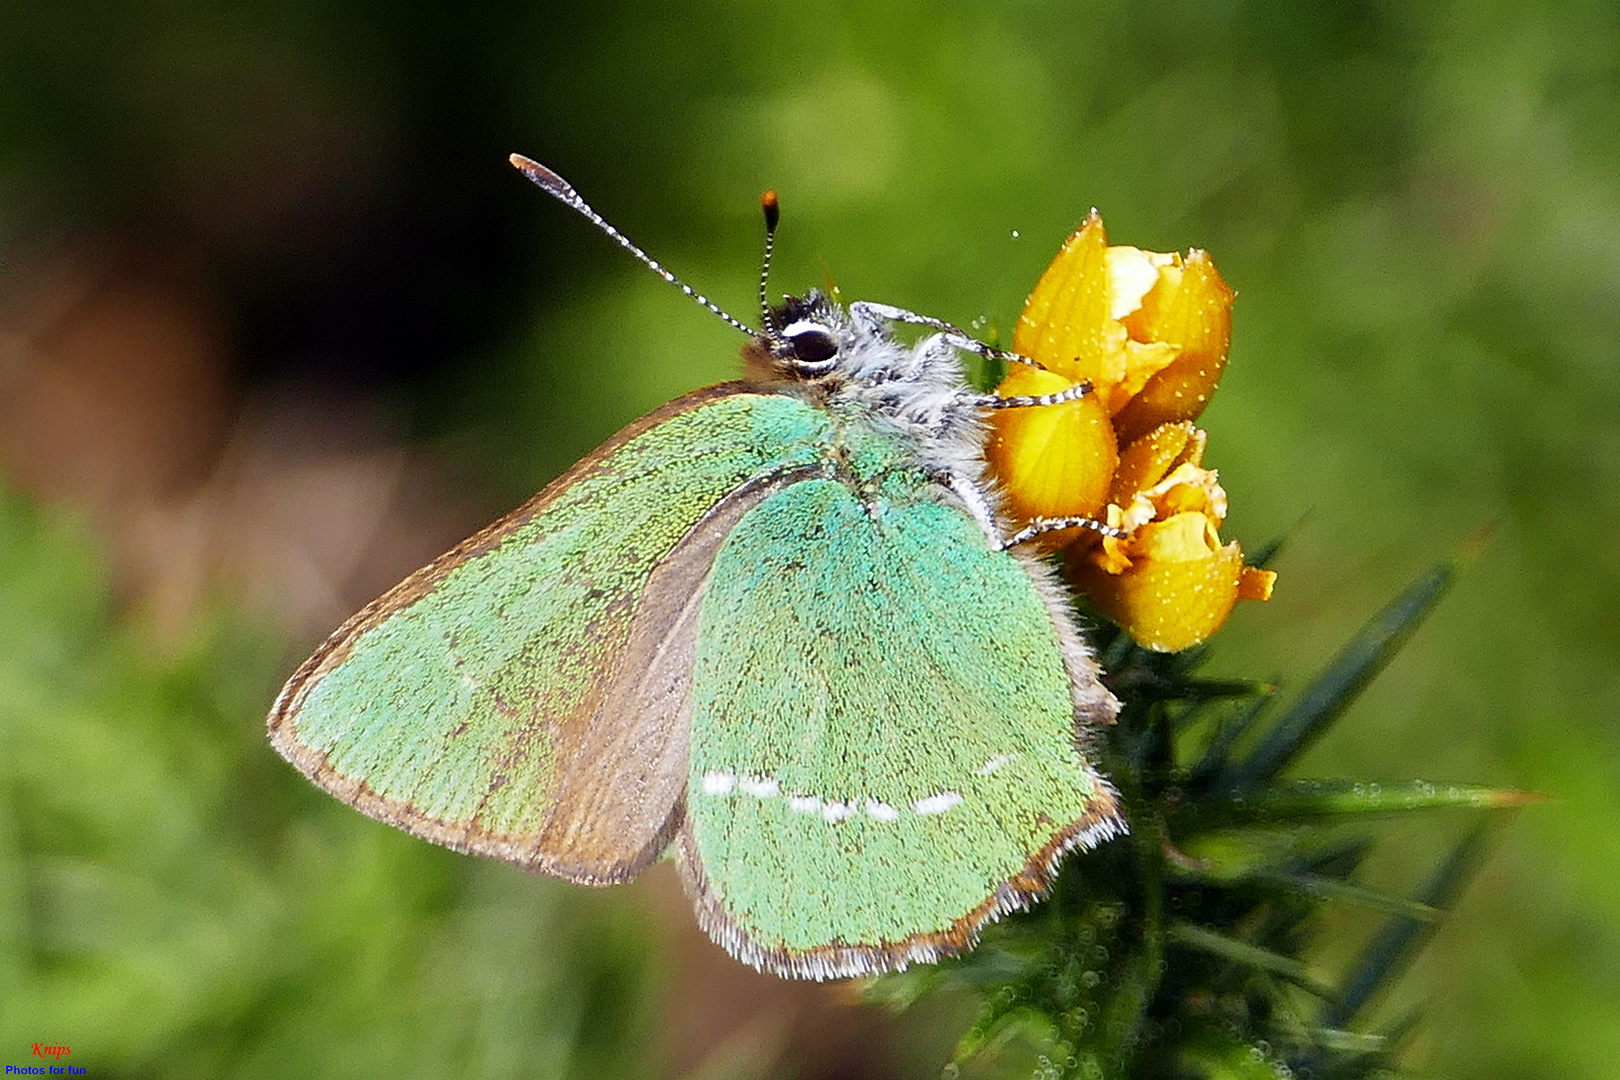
[0,488,661,1077]
[1,2,1616,1078]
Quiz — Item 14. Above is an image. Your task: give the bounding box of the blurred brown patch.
[0,238,486,640]
[0,240,232,511]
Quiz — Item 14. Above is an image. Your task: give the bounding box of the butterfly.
[268,155,1126,980]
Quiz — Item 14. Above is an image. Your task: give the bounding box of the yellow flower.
[988,212,1236,528]
[986,210,1271,650]
[1010,211,1231,424]
[1070,422,1275,653]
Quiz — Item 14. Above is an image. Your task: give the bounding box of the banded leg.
[1003,516,1129,550]
[967,380,1096,411]
[939,471,1003,548]
[850,301,1043,370]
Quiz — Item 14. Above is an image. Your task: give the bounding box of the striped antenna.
[509,154,755,337]
[758,189,781,339]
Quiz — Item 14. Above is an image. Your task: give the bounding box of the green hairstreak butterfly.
[268,154,1125,980]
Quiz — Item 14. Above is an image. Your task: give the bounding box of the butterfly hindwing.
[677,476,1123,978]
[269,385,832,884]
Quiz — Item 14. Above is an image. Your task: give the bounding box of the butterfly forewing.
[678,476,1122,978]
[269,386,833,883]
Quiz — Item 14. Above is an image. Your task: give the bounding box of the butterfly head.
[756,290,856,381]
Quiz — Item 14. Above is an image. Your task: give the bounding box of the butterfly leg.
[1002,516,1128,549]
[940,471,1005,546]
[849,301,1043,370]
[967,380,1096,411]
[935,471,1126,551]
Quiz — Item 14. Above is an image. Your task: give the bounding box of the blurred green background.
[1,1,1616,1077]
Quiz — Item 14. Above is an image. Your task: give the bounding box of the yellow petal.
[1012,211,1123,386]
[1110,423,1225,526]
[985,365,1118,527]
[1072,539,1246,652]
[1132,511,1221,561]
[1106,246,1179,321]
[1110,421,1200,505]
[1114,249,1235,444]
[1092,547,1134,577]
[1141,462,1228,525]
[1111,340,1182,414]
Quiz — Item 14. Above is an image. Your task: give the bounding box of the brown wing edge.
[266,381,767,886]
[673,782,1125,980]
[672,540,1129,980]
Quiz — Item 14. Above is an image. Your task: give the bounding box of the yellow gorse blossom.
[986,211,1275,651]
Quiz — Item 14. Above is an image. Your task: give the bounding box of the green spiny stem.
[871,555,1527,1080]
[1170,779,1540,831]
[1188,692,1276,785]
[1317,821,1496,1032]
[1165,921,1338,1001]
[1221,561,1455,788]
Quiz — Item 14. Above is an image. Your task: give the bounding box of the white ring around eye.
[779,320,839,371]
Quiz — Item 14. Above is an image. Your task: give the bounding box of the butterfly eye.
[781,321,839,369]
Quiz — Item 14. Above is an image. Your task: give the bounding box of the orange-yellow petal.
[1143,463,1228,523]
[1106,246,1179,321]
[1090,502,1136,575]
[1110,421,1202,505]
[986,365,1117,525]
[1011,211,1122,387]
[1132,511,1222,561]
[1113,249,1234,444]
[1237,566,1277,601]
[1071,539,1247,653]
[1101,247,1187,411]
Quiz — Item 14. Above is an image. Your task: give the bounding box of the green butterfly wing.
[676,476,1122,979]
[269,385,832,884]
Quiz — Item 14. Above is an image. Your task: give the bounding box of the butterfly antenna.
[758,189,781,340]
[509,154,756,337]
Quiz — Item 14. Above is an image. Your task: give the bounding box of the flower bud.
[989,212,1269,650]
